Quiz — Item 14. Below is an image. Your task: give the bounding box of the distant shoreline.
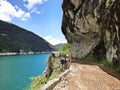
[0,52,52,56]
[0,52,18,56]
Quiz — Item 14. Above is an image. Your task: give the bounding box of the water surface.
[0,54,50,90]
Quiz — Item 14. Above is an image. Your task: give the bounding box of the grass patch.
[30,74,47,89]
[114,66,120,73]
[100,59,113,67]
[30,70,61,90]
[48,70,61,81]
[84,55,98,62]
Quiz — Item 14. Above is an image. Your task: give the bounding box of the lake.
[0,54,50,90]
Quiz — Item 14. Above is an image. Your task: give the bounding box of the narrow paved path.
[53,63,120,90]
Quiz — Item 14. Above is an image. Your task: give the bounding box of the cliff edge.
[62,0,120,64]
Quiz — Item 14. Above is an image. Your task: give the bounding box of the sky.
[0,0,67,45]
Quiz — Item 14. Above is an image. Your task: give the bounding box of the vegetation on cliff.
[0,20,55,53]
[30,70,61,89]
[59,43,70,56]
[30,54,61,89]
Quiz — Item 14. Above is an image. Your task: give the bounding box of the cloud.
[0,0,31,21]
[30,7,41,14]
[21,12,31,21]
[0,0,47,22]
[43,35,67,45]
[23,0,48,10]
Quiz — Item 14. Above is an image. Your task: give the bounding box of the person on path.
[67,55,71,69]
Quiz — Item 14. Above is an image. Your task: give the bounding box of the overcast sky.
[0,0,67,45]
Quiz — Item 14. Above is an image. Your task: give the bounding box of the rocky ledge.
[62,0,120,65]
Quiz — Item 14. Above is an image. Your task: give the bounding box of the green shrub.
[48,70,61,81]
[30,74,47,89]
[101,59,113,67]
[30,70,61,89]
[59,43,70,56]
[115,66,120,73]
[84,55,97,62]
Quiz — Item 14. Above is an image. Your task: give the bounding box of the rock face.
[62,0,120,64]
[44,53,61,78]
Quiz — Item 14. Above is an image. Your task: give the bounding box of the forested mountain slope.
[0,20,54,53]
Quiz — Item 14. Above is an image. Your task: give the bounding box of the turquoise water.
[0,54,50,90]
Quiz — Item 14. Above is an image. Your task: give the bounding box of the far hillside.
[54,43,65,51]
[0,20,55,53]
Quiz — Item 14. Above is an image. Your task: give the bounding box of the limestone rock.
[62,0,120,64]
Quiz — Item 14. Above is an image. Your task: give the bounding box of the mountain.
[54,43,65,51]
[0,20,55,53]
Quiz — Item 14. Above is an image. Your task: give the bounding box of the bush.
[115,66,120,73]
[30,70,61,89]
[84,55,98,62]
[59,44,70,56]
[48,70,61,81]
[101,59,113,67]
[30,75,47,89]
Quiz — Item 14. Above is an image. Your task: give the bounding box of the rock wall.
[62,0,120,64]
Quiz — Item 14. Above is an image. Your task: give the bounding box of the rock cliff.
[62,0,120,64]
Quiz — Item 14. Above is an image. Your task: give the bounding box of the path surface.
[53,63,120,90]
